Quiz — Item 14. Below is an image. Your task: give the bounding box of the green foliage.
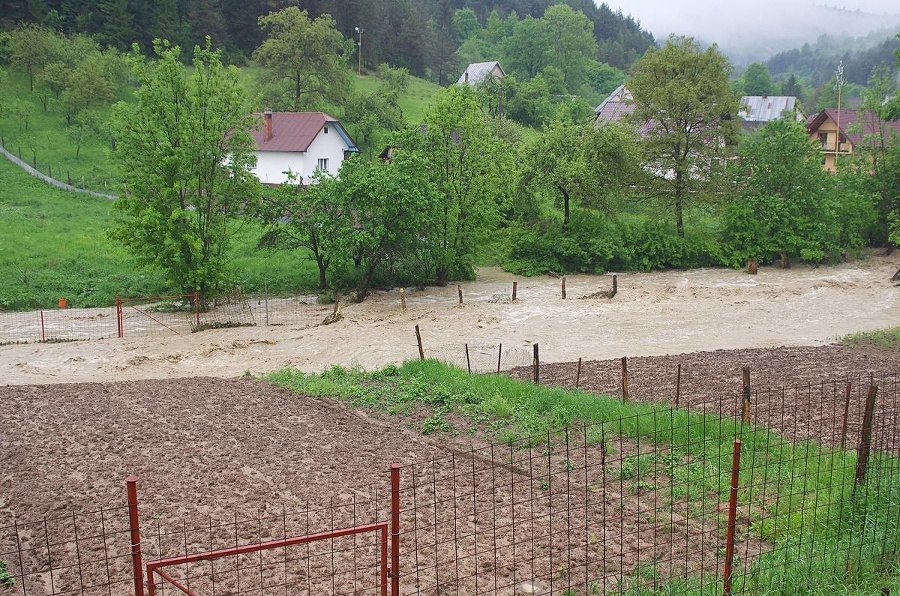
[407,85,518,285]
[842,327,900,350]
[629,36,740,237]
[0,558,14,588]
[738,62,774,96]
[329,150,438,301]
[252,7,351,111]
[502,210,723,276]
[720,120,866,267]
[109,40,262,303]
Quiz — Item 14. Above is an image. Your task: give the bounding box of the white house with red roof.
[250,111,359,185]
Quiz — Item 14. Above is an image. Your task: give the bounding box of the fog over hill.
[600,0,900,66]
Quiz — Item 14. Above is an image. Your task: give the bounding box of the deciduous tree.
[252,7,350,111]
[629,36,740,237]
[110,40,261,305]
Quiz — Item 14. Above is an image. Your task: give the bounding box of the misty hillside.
[683,4,900,67]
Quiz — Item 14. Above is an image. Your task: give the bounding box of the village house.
[457,61,505,86]
[250,111,359,185]
[806,108,900,172]
[738,95,803,132]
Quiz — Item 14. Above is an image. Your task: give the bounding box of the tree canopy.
[629,35,740,237]
[110,40,261,304]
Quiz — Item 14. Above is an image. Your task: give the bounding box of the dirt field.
[3,257,900,594]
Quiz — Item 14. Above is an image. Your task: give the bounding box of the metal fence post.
[390,463,401,596]
[125,475,145,596]
[723,439,742,596]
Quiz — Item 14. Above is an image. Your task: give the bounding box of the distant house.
[457,61,505,86]
[806,108,900,172]
[593,84,635,125]
[738,95,803,132]
[592,85,652,136]
[250,111,359,185]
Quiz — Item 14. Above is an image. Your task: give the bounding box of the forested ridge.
[0,0,654,76]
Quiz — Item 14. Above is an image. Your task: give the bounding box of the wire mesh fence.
[3,367,899,595]
[0,291,327,345]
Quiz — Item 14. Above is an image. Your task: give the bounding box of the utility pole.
[355,26,363,75]
[834,60,845,172]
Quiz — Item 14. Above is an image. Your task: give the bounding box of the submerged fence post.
[125,475,145,596]
[399,287,406,310]
[561,276,566,299]
[511,282,517,302]
[116,296,124,338]
[40,310,46,343]
[465,343,471,373]
[533,343,540,384]
[741,367,751,423]
[723,439,742,596]
[415,325,424,360]
[855,385,878,487]
[621,356,629,400]
[390,464,401,596]
[608,274,617,299]
[575,357,582,388]
[457,284,463,304]
[193,292,200,327]
[496,343,502,374]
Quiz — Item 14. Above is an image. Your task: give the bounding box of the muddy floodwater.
[2,256,900,385]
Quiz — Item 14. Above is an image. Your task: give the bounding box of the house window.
[317,158,329,172]
[818,132,829,150]
[324,126,329,134]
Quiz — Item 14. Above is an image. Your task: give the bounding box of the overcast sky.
[601,1,900,63]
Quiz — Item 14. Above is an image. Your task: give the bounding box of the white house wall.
[252,151,307,185]
[252,125,351,185]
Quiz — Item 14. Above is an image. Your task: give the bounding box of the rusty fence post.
[723,439,742,596]
[465,343,471,374]
[496,343,502,374]
[390,464,401,596]
[532,344,540,384]
[621,357,629,401]
[414,325,424,360]
[125,475,145,596]
[741,367,751,423]
[855,385,878,488]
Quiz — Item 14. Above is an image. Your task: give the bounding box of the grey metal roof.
[739,96,802,122]
[457,61,505,86]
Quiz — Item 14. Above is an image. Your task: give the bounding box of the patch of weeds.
[0,559,15,588]
[421,407,453,435]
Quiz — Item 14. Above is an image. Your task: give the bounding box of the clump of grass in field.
[842,327,900,350]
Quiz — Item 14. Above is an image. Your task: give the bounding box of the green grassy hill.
[0,66,445,311]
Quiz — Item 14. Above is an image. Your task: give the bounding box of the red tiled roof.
[250,112,345,152]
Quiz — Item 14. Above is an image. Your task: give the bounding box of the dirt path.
[3,256,900,385]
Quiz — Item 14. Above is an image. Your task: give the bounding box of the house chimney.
[464,71,469,84]
[264,109,273,142]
